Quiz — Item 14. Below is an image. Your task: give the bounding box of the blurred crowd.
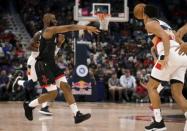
[0,0,186,102]
[0,3,28,101]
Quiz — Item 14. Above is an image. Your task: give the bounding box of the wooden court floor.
[0,102,185,131]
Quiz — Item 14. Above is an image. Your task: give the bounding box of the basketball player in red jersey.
[134,3,187,131]
[23,13,100,123]
[14,31,65,116]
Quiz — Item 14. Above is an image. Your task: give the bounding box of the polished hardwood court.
[0,102,185,131]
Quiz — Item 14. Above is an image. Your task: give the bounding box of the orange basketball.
[133,3,146,20]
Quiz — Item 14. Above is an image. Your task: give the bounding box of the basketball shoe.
[23,101,35,121]
[74,111,91,124]
[39,106,53,116]
[145,118,166,131]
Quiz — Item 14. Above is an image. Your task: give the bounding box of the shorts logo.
[76,65,88,77]
[155,63,161,70]
[42,75,49,84]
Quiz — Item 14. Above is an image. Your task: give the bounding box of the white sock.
[184,112,187,119]
[153,109,162,122]
[184,112,187,131]
[42,102,48,108]
[17,80,25,86]
[29,99,39,107]
[70,103,79,116]
[157,84,164,93]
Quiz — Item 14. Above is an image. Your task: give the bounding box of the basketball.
[133,3,146,20]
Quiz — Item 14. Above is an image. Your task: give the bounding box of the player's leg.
[24,85,57,120]
[55,67,91,124]
[145,77,166,131]
[149,83,164,110]
[23,61,57,121]
[39,88,53,116]
[58,79,91,123]
[170,67,187,130]
[171,81,187,112]
[144,60,171,131]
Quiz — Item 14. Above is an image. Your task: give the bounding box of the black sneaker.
[23,101,34,121]
[74,111,91,124]
[145,119,167,131]
[39,106,53,116]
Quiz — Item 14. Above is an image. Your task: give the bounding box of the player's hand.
[86,26,100,34]
[158,56,168,69]
[175,43,187,56]
[176,27,185,40]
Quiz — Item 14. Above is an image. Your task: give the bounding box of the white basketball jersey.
[148,19,179,55]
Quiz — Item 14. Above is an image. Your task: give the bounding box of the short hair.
[144,5,160,18]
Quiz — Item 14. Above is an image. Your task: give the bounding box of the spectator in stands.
[120,69,136,102]
[108,73,122,102]
[133,76,149,103]
[0,70,10,100]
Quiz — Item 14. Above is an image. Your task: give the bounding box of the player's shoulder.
[145,20,161,32]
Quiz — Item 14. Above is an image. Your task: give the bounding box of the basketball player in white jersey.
[134,3,187,131]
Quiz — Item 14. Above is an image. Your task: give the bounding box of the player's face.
[49,15,57,26]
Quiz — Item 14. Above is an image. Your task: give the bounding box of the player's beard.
[49,20,57,26]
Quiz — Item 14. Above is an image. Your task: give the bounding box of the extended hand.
[176,27,185,40]
[86,26,100,34]
[176,43,187,56]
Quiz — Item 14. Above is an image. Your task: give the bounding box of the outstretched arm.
[43,24,100,39]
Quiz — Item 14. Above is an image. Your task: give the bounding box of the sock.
[42,102,48,108]
[184,112,187,130]
[29,99,39,107]
[70,103,79,116]
[184,112,187,119]
[153,109,162,122]
[17,80,25,86]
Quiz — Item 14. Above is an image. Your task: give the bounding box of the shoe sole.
[145,127,167,131]
[39,110,53,116]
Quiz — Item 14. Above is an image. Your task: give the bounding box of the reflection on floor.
[0,102,185,131]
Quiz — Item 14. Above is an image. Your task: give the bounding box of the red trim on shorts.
[41,84,50,88]
[55,74,65,80]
